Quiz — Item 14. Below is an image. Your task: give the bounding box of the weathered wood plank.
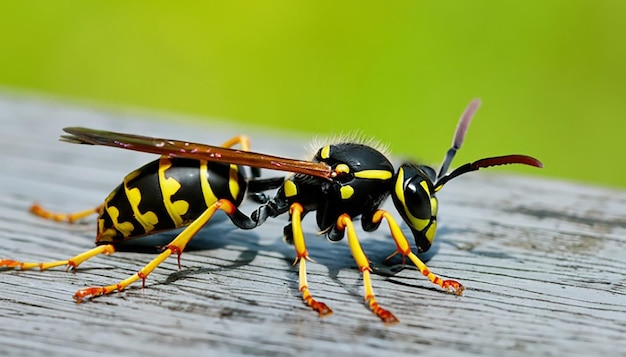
[1,93,625,357]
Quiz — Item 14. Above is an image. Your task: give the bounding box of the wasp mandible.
[1,99,542,324]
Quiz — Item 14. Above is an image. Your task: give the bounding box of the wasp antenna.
[452,99,481,150]
[434,154,543,191]
[437,99,482,179]
[60,134,93,145]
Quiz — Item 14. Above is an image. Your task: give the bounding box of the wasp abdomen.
[96,157,247,244]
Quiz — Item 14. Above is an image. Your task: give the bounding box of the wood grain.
[1,94,624,357]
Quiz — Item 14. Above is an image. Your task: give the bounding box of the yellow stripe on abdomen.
[123,169,159,233]
[158,157,190,227]
[228,164,240,200]
[199,160,219,208]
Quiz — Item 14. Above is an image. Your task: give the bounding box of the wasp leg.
[372,210,464,295]
[29,203,103,223]
[0,244,115,271]
[336,214,399,325]
[246,177,286,204]
[72,199,238,302]
[289,203,333,317]
[221,135,261,179]
[220,135,252,151]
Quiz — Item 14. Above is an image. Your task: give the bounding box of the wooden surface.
[1,93,625,357]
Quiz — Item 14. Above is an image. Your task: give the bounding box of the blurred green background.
[0,1,624,188]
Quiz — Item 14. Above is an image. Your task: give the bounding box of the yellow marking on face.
[394,168,429,231]
[354,170,393,180]
[320,145,331,159]
[430,196,439,217]
[123,170,159,232]
[158,157,189,227]
[425,221,437,244]
[105,205,134,238]
[284,180,298,197]
[340,185,354,200]
[228,164,240,200]
[199,160,219,207]
[420,180,430,195]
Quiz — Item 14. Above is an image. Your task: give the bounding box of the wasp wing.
[62,127,333,179]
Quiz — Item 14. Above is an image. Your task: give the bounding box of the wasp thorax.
[303,143,396,230]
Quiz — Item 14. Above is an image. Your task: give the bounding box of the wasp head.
[391,163,439,253]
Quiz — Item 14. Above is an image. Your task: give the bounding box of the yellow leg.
[221,135,262,180]
[221,135,252,151]
[1,245,115,271]
[30,203,102,223]
[73,199,237,302]
[372,210,464,295]
[336,214,398,324]
[289,203,332,317]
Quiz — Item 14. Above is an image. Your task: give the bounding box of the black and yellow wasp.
[1,99,542,324]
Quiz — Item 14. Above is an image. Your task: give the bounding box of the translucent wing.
[62,127,333,179]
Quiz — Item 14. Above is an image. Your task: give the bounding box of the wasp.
[1,99,542,324]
